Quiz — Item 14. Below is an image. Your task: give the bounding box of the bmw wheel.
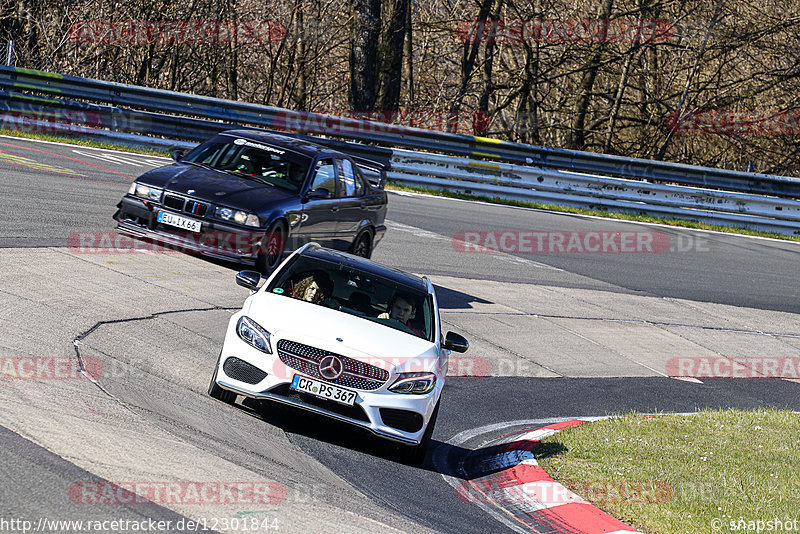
[256,221,286,275]
[351,229,373,259]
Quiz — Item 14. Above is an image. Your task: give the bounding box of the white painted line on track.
[0,133,171,160]
[386,220,565,272]
[71,149,164,167]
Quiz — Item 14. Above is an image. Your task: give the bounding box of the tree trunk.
[450,0,494,118]
[603,48,635,153]
[350,0,381,111]
[655,0,723,161]
[475,0,502,134]
[296,4,307,110]
[567,0,614,150]
[403,2,414,104]
[376,0,409,112]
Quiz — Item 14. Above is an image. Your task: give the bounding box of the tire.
[350,229,373,259]
[208,352,236,404]
[398,399,439,465]
[256,221,286,275]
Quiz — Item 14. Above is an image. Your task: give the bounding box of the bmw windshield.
[182,134,311,194]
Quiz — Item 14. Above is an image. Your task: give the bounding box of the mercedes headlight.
[236,316,272,354]
[388,372,436,395]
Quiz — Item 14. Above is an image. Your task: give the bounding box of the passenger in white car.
[291,271,333,305]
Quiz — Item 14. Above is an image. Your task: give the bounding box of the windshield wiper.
[181,161,274,186]
[181,160,217,171]
[221,170,276,186]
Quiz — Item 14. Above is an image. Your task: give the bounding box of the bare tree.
[4,0,800,173]
[350,0,381,110]
[376,0,409,111]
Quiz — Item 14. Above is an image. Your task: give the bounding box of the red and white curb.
[435,417,643,534]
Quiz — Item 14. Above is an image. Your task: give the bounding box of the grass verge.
[536,408,800,534]
[0,128,171,156]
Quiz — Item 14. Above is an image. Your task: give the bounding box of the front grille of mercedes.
[276,339,389,391]
[163,193,208,217]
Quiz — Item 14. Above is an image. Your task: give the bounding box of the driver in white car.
[378,292,424,337]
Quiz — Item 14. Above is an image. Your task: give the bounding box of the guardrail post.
[4,41,13,67]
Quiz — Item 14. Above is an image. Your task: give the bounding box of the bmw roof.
[218,129,348,160]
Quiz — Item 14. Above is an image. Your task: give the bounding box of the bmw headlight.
[215,207,260,227]
[130,182,163,201]
[236,316,272,354]
[388,372,436,395]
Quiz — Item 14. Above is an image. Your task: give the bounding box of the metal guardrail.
[0,89,394,165]
[388,150,800,235]
[391,150,800,220]
[3,66,800,197]
[1,66,800,235]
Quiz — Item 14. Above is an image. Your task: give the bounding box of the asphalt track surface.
[3,135,800,314]
[1,135,799,533]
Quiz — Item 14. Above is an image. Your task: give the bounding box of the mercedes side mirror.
[443,332,469,353]
[235,270,262,291]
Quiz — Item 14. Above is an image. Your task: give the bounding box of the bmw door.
[331,158,371,250]
[298,158,341,248]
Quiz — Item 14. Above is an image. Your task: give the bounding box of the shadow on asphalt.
[433,284,493,310]
[190,253,496,313]
[237,396,473,473]
[237,394,569,482]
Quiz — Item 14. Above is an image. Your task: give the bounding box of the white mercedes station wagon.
[209,243,469,463]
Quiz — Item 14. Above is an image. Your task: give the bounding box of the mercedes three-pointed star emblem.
[319,355,343,380]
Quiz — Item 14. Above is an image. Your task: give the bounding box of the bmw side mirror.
[305,187,331,200]
[235,270,262,291]
[443,332,469,353]
[171,149,184,162]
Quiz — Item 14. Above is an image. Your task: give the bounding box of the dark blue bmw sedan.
[114,130,388,273]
